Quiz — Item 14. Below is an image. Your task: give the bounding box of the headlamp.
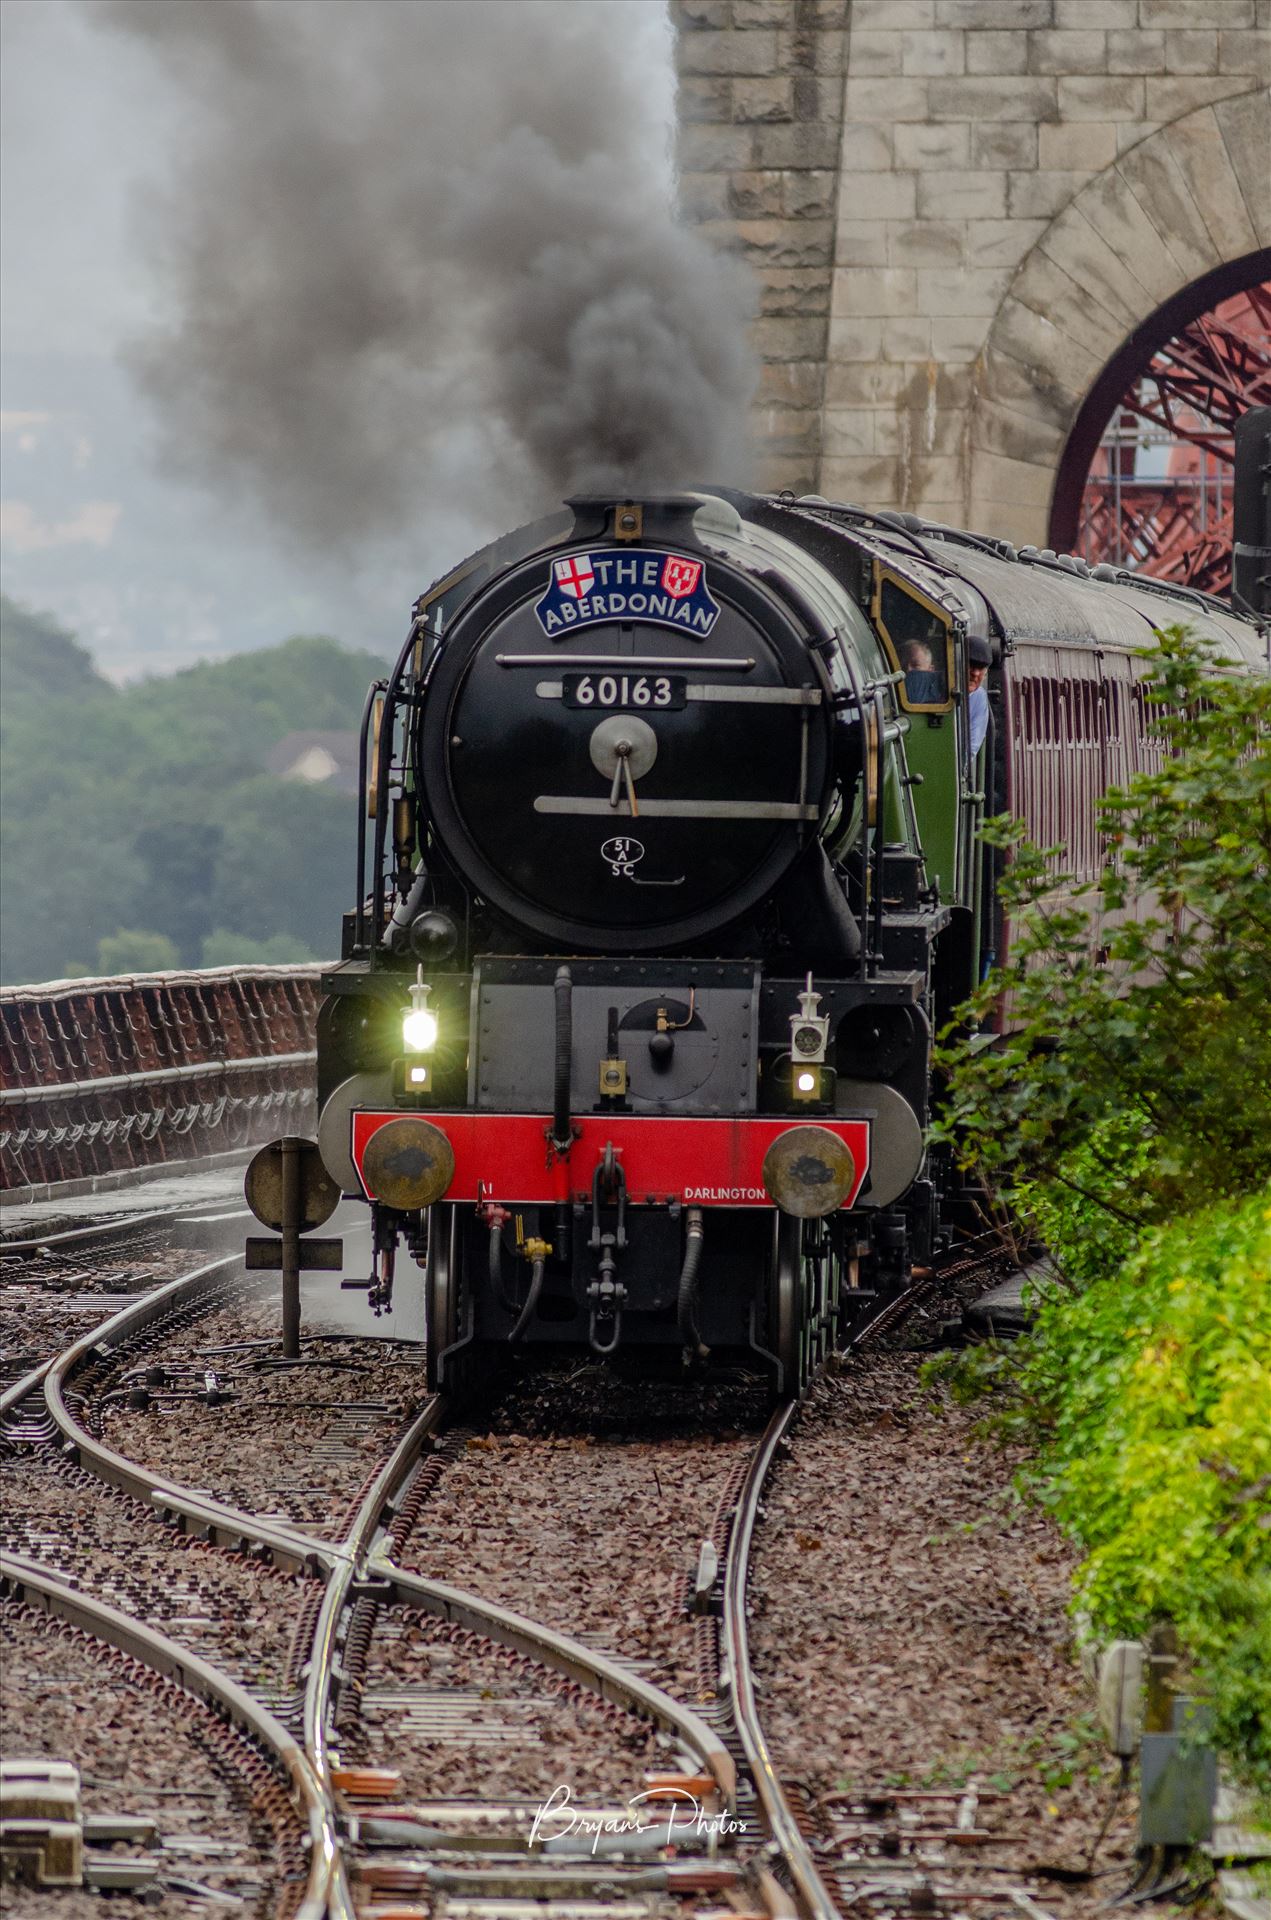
[792,1063,832,1104]
[402,966,438,1052]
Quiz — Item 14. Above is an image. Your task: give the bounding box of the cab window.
[872,568,954,713]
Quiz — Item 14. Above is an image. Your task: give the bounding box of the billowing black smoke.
[92,0,756,554]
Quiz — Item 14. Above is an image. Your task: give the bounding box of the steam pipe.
[677,1207,709,1362]
[489,1221,505,1297]
[368,614,427,970]
[354,678,385,956]
[386,871,429,951]
[368,687,396,969]
[508,1258,546,1345]
[871,686,887,970]
[489,1220,529,1316]
[835,634,871,982]
[552,967,573,1151]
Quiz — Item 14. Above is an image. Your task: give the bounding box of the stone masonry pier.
[673,0,1270,546]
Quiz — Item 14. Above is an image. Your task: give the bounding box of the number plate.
[563,672,686,711]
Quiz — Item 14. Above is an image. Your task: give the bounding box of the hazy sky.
[2,0,398,674]
[1,0,729,680]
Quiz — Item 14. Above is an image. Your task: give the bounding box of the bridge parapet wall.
[0,966,323,1200]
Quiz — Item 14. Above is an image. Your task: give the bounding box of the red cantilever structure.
[1072,283,1271,596]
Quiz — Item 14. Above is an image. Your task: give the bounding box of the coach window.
[870,566,954,714]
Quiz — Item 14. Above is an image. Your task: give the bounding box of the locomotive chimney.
[567,495,715,550]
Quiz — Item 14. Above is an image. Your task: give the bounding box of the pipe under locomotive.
[307,486,1263,1397]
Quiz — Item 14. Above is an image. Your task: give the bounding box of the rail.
[9,1260,742,1910]
[0,1550,340,1920]
[1,964,324,1195]
[300,1395,451,1920]
[299,1391,738,1834]
[34,1253,338,1573]
[723,1401,841,1920]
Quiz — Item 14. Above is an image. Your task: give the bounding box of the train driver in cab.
[899,638,945,705]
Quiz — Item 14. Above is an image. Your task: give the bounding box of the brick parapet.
[0,966,323,1193]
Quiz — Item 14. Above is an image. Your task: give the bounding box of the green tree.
[94,928,182,975]
[0,599,383,983]
[0,598,147,984]
[133,821,224,966]
[0,595,108,710]
[122,633,386,789]
[201,928,318,967]
[207,776,353,957]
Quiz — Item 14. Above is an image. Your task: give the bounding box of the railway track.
[0,1207,225,1406]
[301,1391,752,1919]
[0,1555,337,1914]
[3,1211,887,1920]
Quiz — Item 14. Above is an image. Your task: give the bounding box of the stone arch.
[968,89,1271,551]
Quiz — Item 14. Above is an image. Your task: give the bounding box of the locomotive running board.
[350,1111,870,1210]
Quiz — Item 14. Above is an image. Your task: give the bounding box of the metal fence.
[1,966,324,1197]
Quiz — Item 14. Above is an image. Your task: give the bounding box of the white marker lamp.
[790,972,831,1104]
[402,967,438,1053]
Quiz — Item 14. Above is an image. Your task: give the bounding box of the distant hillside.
[0,597,112,715]
[0,596,388,984]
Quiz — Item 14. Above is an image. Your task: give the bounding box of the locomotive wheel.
[807,1226,829,1374]
[807,1219,843,1371]
[770,1213,809,1400]
[424,1203,460,1392]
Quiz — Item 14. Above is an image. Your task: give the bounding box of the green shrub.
[933,629,1271,1796]
[1010,1111,1151,1293]
[201,929,318,967]
[1025,1189,1271,1793]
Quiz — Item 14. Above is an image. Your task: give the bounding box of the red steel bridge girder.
[1053,269,1271,596]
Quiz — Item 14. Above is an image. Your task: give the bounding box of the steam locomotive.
[307,488,1264,1397]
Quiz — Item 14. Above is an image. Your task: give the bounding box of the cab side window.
[875,576,952,712]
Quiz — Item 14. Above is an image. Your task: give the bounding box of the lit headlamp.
[402,965,438,1053]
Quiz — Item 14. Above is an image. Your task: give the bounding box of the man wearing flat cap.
[967,633,992,764]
